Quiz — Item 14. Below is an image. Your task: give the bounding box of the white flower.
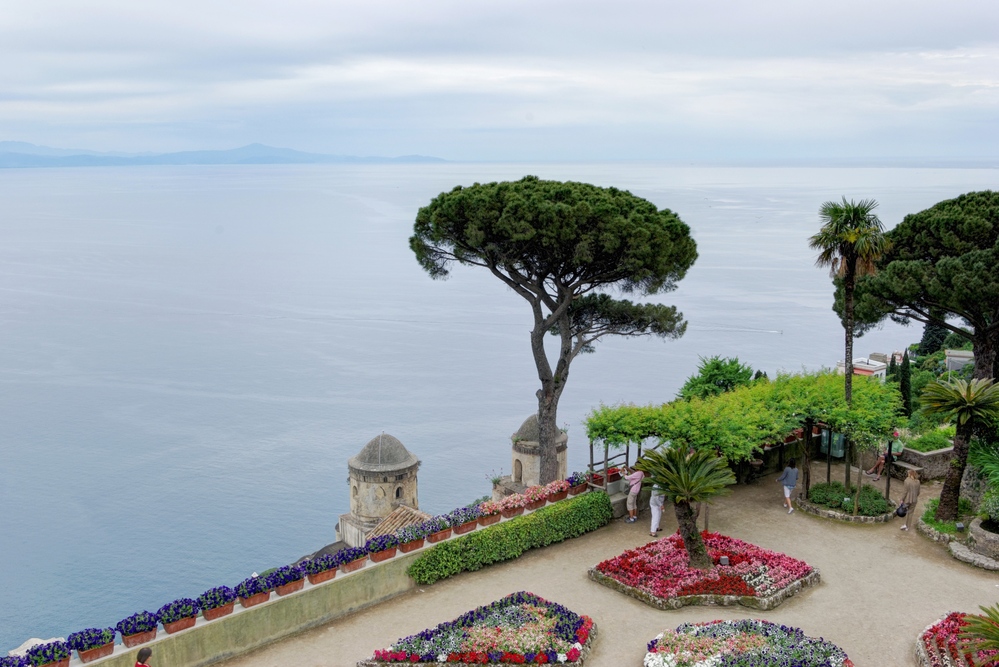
[572,642,582,650]
[557,654,567,663]
[437,655,447,663]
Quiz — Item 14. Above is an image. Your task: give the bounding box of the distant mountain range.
[0,142,447,168]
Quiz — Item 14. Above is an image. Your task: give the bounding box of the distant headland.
[0,142,448,168]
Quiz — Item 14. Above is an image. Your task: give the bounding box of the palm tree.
[809,198,889,406]
[921,378,999,521]
[635,447,736,569]
[961,603,999,655]
[809,198,889,490]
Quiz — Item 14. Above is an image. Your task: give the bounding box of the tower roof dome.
[513,414,540,443]
[349,433,419,473]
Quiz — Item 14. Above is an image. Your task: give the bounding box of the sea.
[0,163,995,651]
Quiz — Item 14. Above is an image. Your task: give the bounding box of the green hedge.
[808,481,891,516]
[407,491,613,585]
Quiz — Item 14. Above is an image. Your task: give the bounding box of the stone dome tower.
[337,433,420,548]
[510,414,567,488]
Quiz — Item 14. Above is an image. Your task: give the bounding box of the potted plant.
[336,546,369,573]
[0,656,28,667]
[267,565,306,596]
[365,534,400,562]
[567,471,588,495]
[498,493,527,518]
[116,611,159,647]
[235,575,272,608]
[424,515,453,543]
[523,485,548,510]
[25,641,70,667]
[477,500,502,526]
[544,479,571,503]
[302,553,339,584]
[446,505,481,534]
[198,585,237,620]
[397,522,431,552]
[157,598,200,634]
[66,628,115,664]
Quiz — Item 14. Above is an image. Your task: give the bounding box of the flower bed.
[357,592,594,666]
[645,619,853,667]
[589,531,818,611]
[916,612,999,667]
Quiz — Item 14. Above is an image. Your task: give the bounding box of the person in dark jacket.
[776,459,799,514]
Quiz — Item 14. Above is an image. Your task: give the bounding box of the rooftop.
[349,433,419,473]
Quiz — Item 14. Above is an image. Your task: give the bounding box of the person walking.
[776,458,799,514]
[900,468,921,530]
[649,487,665,537]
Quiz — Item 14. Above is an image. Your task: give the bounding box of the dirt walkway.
[222,463,997,667]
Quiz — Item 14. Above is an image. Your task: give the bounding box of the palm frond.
[960,604,999,654]
[635,447,736,504]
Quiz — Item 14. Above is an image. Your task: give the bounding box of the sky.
[3,0,999,162]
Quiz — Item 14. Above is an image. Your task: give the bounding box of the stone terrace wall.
[899,447,953,480]
[81,553,418,667]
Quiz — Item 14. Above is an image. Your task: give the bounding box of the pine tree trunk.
[674,501,711,570]
[803,418,813,497]
[536,379,564,485]
[972,335,996,381]
[935,427,971,522]
[844,277,855,406]
[844,438,851,491]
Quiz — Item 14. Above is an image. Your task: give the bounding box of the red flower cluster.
[920,612,999,667]
[677,573,754,597]
[594,531,812,602]
[576,617,593,644]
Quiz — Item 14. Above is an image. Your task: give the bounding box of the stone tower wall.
[349,467,419,520]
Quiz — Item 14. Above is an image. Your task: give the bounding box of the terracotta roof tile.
[368,505,431,539]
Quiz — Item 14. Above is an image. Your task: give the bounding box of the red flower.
[566,647,581,662]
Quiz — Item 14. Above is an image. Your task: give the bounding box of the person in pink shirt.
[623,466,645,523]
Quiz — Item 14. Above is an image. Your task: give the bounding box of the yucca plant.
[921,379,999,522]
[635,447,736,569]
[960,603,999,655]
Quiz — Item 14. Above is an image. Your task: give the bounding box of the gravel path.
[220,462,996,667]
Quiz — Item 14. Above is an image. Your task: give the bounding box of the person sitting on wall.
[865,430,902,481]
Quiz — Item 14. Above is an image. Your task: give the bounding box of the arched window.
[513,459,523,483]
[395,487,403,499]
[352,485,358,497]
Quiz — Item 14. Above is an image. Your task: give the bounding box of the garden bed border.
[355,623,597,667]
[586,566,820,611]
[794,497,896,524]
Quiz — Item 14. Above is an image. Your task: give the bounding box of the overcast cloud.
[2,0,998,161]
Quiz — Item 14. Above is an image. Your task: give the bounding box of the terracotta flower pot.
[608,471,622,482]
[547,490,569,503]
[276,579,304,596]
[121,629,157,647]
[478,513,501,526]
[36,660,69,667]
[399,538,425,553]
[202,602,235,620]
[370,547,397,563]
[500,506,524,518]
[307,569,337,585]
[526,498,546,511]
[163,616,196,634]
[453,520,478,535]
[239,592,270,608]
[569,483,587,495]
[341,557,367,573]
[78,643,114,664]
[427,528,453,543]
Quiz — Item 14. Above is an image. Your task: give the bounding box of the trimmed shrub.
[808,481,890,516]
[407,491,612,585]
[906,426,955,453]
[980,487,999,523]
[808,481,849,508]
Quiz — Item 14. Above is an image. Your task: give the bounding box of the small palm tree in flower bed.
[918,607,999,666]
[635,446,735,569]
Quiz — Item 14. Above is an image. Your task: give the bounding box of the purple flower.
[302,553,338,575]
[198,585,237,610]
[67,628,115,652]
[116,611,159,636]
[445,505,481,527]
[334,545,369,566]
[25,642,70,667]
[397,522,432,543]
[235,575,272,598]
[0,656,28,667]
[266,565,304,588]
[365,533,399,553]
[157,598,200,624]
